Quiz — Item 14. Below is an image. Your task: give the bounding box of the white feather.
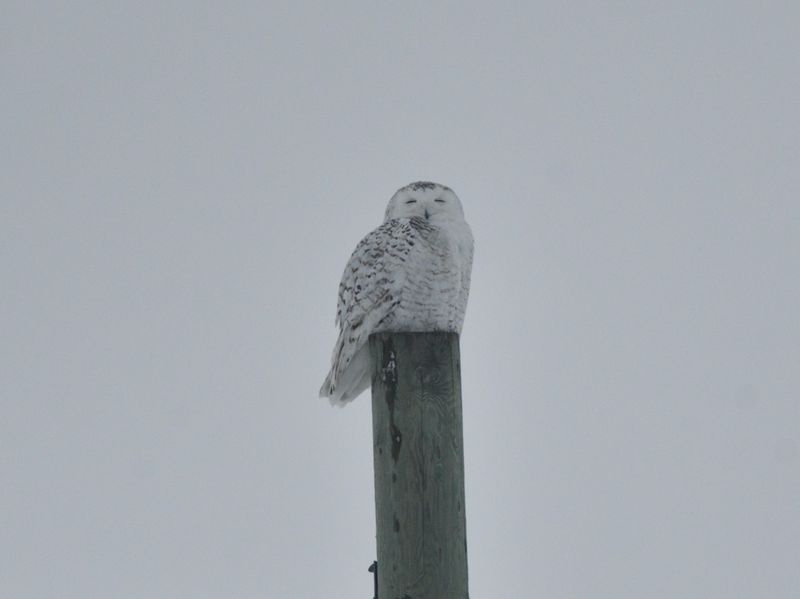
[320,182,474,406]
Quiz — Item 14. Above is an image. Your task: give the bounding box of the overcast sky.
[2,3,798,598]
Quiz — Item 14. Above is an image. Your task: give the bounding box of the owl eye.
[434,198,445,203]
[405,199,417,204]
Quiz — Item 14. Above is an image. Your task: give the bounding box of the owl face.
[384,182,464,222]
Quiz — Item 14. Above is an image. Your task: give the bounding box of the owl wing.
[320,218,420,403]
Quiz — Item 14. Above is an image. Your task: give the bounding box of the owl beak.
[424,208,430,219]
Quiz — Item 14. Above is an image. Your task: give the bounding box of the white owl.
[320,181,474,406]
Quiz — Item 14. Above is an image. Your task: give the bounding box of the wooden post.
[369,332,469,599]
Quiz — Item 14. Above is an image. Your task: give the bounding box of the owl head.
[384,181,465,222]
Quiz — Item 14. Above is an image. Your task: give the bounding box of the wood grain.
[370,332,469,599]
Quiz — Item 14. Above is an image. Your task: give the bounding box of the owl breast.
[376,217,473,334]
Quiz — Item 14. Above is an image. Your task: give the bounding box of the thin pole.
[369,332,469,599]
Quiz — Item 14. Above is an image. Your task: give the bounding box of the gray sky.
[2,2,798,598]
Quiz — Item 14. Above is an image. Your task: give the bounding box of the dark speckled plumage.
[401,181,452,192]
[320,182,473,406]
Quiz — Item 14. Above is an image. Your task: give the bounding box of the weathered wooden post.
[369,332,469,599]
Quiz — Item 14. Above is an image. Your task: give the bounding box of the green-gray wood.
[369,332,469,599]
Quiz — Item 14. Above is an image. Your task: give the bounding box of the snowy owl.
[320,181,474,406]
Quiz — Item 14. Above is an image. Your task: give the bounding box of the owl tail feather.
[319,344,371,407]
